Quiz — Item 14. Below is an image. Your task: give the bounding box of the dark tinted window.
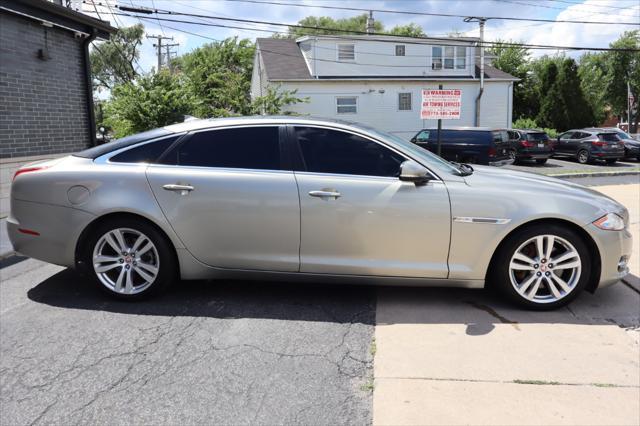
[597,133,620,142]
[559,132,574,140]
[110,136,179,163]
[427,130,490,145]
[161,127,280,170]
[526,132,548,141]
[74,128,173,159]
[294,127,405,177]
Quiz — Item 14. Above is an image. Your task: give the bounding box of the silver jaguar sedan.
[8,117,632,309]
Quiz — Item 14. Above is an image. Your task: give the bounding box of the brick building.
[0,0,114,159]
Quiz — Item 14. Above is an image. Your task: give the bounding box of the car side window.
[160,126,281,170]
[294,127,406,177]
[109,136,180,163]
[559,132,574,140]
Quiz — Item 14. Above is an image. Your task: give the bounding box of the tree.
[103,71,193,138]
[488,40,536,120]
[90,24,144,91]
[250,85,307,115]
[537,62,570,131]
[557,58,595,128]
[604,30,639,132]
[176,37,256,117]
[283,14,425,38]
[578,52,608,124]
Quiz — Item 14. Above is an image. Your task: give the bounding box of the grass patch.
[369,338,377,358]
[360,376,375,393]
[513,379,562,386]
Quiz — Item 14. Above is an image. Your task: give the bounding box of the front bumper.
[584,224,633,289]
[624,145,640,158]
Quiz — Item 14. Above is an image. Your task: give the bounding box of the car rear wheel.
[535,158,547,165]
[490,224,591,310]
[84,218,176,300]
[577,149,589,164]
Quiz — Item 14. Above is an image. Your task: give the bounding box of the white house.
[250,35,518,140]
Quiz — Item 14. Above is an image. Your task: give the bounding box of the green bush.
[512,118,558,138]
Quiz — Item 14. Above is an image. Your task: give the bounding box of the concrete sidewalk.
[373,182,640,426]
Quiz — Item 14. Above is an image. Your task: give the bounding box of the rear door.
[146,126,300,272]
[290,125,451,278]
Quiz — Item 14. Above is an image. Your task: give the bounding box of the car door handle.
[309,190,341,199]
[163,184,194,195]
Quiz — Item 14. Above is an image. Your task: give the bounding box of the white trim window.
[337,44,355,61]
[398,92,412,111]
[336,97,357,114]
[395,45,405,56]
[432,46,467,70]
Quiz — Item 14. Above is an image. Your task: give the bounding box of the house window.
[432,46,442,70]
[395,45,405,56]
[456,46,466,69]
[337,44,355,61]
[432,46,466,70]
[398,92,412,111]
[336,97,357,114]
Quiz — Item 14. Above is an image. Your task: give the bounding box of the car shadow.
[27,269,639,333]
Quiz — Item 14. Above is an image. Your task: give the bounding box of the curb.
[548,171,640,179]
[0,250,15,261]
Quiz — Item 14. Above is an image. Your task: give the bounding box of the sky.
[81,0,640,76]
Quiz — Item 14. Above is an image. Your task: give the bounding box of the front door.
[290,126,451,278]
[556,131,575,155]
[146,126,300,272]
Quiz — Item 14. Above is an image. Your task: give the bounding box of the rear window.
[74,128,174,159]
[598,133,620,142]
[492,131,508,143]
[109,136,180,163]
[415,130,430,142]
[526,133,548,142]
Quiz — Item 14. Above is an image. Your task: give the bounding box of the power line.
[546,0,640,12]
[493,0,638,17]
[221,0,640,25]
[110,11,640,52]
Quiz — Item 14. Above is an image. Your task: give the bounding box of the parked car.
[554,129,625,164]
[9,117,631,309]
[586,128,640,161]
[507,129,554,165]
[410,127,512,166]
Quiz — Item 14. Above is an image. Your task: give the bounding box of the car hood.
[621,138,640,146]
[462,165,626,218]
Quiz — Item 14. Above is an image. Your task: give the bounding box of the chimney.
[366,11,375,34]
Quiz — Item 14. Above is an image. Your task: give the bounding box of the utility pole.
[464,17,487,127]
[628,81,632,132]
[146,34,173,73]
[163,43,180,73]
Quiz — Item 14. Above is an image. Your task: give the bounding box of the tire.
[82,217,177,300]
[508,149,517,161]
[577,149,589,164]
[489,223,591,310]
[605,159,617,165]
[535,158,548,165]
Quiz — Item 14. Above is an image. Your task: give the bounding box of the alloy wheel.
[508,234,581,304]
[578,150,589,164]
[92,228,160,295]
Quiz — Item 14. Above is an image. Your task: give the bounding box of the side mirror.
[399,160,432,185]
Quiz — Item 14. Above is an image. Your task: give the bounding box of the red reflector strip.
[18,228,40,236]
[13,166,47,181]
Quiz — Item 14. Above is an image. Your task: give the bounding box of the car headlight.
[593,213,625,231]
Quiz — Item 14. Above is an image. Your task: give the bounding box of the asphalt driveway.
[0,260,375,425]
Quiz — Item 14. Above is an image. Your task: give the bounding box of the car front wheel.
[491,224,591,310]
[84,218,176,300]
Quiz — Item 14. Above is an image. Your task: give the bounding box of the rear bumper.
[516,149,553,159]
[591,149,625,159]
[8,199,95,267]
[584,224,633,289]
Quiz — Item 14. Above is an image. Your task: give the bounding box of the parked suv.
[410,127,512,166]
[554,129,625,164]
[588,128,640,161]
[507,129,553,165]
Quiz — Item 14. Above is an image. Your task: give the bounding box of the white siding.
[275,80,512,140]
[302,38,475,78]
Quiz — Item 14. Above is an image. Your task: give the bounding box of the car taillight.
[520,140,534,148]
[488,146,497,157]
[13,166,48,181]
[591,140,606,147]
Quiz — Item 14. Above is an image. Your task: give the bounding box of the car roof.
[417,126,506,131]
[513,129,547,133]
[163,115,371,133]
[583,128,620,133]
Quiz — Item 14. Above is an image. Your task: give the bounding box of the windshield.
[615,130,632,139]
[361,126,463,176]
